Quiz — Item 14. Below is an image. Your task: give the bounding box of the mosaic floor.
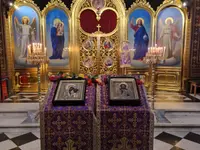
[0,130,200,150]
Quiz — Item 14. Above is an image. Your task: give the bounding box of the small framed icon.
[109,76,140,106]
[53,79,86,106]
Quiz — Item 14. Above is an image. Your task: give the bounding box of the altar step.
[0,103,39,128]
[155,110,200,128]
[3,93,46,103]
[0,103,200,128]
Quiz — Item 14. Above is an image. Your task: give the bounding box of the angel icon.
[14,16,36,58]
[158,17,181,59]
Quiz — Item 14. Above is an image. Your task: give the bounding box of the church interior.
[0,0,200,149]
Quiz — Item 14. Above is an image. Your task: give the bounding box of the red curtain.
[80,9,98,33]
[99,10,117,33]
[80,9,117,34]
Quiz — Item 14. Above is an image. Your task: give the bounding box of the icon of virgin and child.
[130,17,149,60]
[49,18,65,60]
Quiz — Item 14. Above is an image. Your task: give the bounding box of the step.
[0,103,39,112]
[0,111,39,128]
[155,111,200,127]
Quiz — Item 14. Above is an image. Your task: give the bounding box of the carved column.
[190,0,200,78]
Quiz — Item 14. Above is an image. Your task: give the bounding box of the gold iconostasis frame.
[5,0,190,92]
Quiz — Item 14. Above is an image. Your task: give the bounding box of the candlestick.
[143,45,165,110]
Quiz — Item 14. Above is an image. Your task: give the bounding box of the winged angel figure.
[14,16,36,58]
[158,17,182,60]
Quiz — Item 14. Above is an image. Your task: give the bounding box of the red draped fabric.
[80,9,98,33]
[99,10,117,33]
[80,9,117,34]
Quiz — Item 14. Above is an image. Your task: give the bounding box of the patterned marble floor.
[0,129,200,150]
[1,91,200,149]
[4,91,199,103]
[3,93,46,103]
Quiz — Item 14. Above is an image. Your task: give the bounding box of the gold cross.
[97,24,101,32]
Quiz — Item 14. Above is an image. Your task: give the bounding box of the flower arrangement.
[48,72,103,86]
[48,72,144,86]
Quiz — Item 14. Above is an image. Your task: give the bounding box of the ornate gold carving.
[156,0,184,12]
[155,0,188,91]
[78,1,120,75]
[78,7,119,37]
[8,0,41,16]
[99,35,119,74]
[80,0,91,9]
[7,0,42,92]
[127,0,155,15]
[80,34,98,74]
[126,0,188,91]
[106,0,117,9]
[71,0,125,73]
[42,0,70,15]
[42,0,71,72]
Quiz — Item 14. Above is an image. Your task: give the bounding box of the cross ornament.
[97,24,101,32]
[52,116,66,130]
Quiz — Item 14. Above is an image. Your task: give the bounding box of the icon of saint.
[63,85,79,99]
[118,83,130,98]
[130,17,149,60]
[158,17,181,59]
[14,16,36,58]
[49,18,65,59]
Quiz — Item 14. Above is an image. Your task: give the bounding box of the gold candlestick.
[27,43,47,97]
[143,45,165,110]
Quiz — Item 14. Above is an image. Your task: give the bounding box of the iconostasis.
[5,0,190,92]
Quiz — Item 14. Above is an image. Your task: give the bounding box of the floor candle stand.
[27,43,47,120]
[143,45,165,110]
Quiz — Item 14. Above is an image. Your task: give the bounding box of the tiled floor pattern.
[4,93,46,103]
[147,91,200,102]
[4,91,196,103]
[0,131,200,150]
[3,91,200,103]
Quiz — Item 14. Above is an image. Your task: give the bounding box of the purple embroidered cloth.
[96,76,154,150]
[40,83,96,150]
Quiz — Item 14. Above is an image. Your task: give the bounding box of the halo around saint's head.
[53,18,62,26]
[65,84,76,90]
[22,16,30,23]
[136,18,144,25]
[165,17,174,24]
[119,82,128,88]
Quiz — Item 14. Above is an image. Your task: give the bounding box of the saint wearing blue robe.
[130,19,149,60]
[49,22,65,59]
